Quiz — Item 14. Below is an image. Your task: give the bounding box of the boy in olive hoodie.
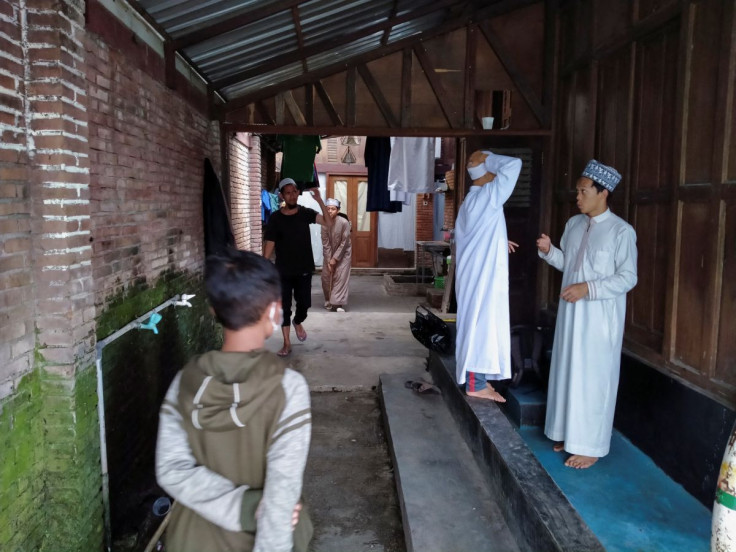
[156,249,312,552]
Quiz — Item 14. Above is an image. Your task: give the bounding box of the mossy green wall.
[97,272,220,549]
[0,365,103,552]
[0,272,220,552]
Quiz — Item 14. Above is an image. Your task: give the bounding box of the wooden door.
[327,175,377,267]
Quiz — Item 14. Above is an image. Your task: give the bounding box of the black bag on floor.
[410,305,453,354]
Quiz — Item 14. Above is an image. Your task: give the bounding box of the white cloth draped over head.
[454,151,522,384]
[325,198,340,208]
[538,209,637,457]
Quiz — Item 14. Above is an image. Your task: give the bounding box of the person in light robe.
[536,159,638,469]
[454,150,521,402]
[321,198,352,312]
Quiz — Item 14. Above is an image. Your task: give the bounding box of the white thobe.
[454,152,521,384]
[539,209,637,457]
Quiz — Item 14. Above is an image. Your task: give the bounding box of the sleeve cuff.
[240,488,263,533]
[587,280,596,300]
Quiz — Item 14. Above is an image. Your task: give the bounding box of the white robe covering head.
[454,151,522,384]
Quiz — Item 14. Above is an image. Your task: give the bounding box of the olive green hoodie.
[156,350,312,552]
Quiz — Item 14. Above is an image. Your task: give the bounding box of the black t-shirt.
[264,206,318,275]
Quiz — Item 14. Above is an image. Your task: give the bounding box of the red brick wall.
[85,12,220,307]
[0,0,33,397]
[230,133,263,253]
[415,194,435,267]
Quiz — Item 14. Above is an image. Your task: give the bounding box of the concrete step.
[379,373,521,552]
[427,352,605,552]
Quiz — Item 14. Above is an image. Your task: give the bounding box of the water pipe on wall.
[95,293,194,552]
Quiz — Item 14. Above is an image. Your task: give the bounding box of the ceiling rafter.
[291,6,308,72]
[463,24,478,129]
[357,64,399,128]
[314,81,344,127]
[478,20,546,125]
[413,43,458,129]
[212,0,460,90]
[380,0,400,46]
[220,0,540,114]
[172,0,308,50]
[401,48,413,127]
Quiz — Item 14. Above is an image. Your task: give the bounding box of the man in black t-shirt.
[263,177,332,357]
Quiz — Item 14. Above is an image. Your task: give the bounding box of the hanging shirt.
[386,137,436,194]
[454,152,521,384]
[279,135,321,182]
[261,189,273,223]
[539,209,637,457]
[365,137,401,213]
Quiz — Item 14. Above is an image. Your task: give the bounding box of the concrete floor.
[264,274,428,552]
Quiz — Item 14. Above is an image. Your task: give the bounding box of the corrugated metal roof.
[129,0,518,104]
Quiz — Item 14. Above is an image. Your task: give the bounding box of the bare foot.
[467,386,506,403]
[553,442,565,452]
[276,345,291,357]
[565,455,598,469]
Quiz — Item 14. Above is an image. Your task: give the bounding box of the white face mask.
[467,163,487,181]
[268,304,282,334]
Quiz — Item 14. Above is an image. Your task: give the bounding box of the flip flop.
[293,322,307,342]
[404,380,440,395]
[276,346,291,357]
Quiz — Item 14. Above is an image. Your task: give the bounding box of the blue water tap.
[140,313,162,334]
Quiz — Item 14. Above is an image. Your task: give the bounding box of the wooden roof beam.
[381,0,400,46]
[357,64,399,128]
[314,80,344,127]
[221,0,540,113]
[291,6,308,72]
[478,20,546,125]
[413,43,458,129]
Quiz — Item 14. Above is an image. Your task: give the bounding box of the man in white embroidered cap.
[454,150,521,402]
[536,159,638,469]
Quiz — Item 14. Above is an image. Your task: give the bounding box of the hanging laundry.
[387,137,436,194]
[365,137,402,212]
[279,135,321,189]
[261,189,275,223]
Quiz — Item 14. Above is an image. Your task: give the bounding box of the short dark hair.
[590,180,611,196]
[205,249,281,330]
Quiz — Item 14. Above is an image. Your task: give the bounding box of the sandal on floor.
[404,379,440,395]
[293,322,307,342]
[276,347,291,357]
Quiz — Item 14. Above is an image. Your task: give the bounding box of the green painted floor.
[519,425,712,552]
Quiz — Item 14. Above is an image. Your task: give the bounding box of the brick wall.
[0,1,102,551]
[1,1,223,550]
[230,132,263,253]
[415,194,435,267]
[83,3,222,547]
[86,32,219,308]
[0,0,33,400]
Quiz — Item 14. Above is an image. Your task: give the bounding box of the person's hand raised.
[310,188,324,204]
[536,233,551,254]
